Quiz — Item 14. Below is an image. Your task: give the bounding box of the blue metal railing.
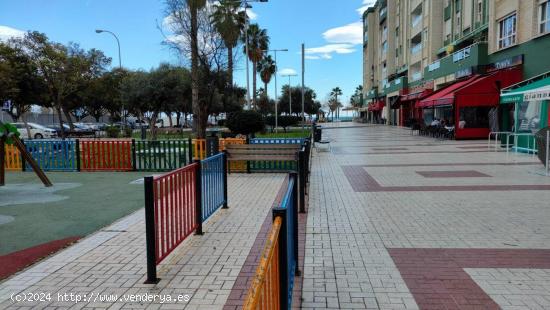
[201,153,226,221]
[272,174,298,309]
[24,140,77,171]
[250,138,305,145]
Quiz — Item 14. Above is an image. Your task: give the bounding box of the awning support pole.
[546,130,549,176]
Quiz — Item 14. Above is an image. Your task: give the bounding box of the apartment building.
[363,0,550,139]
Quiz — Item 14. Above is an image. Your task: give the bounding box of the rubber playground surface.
[0,171,150,279]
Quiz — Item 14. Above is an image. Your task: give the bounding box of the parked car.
[12,122,57,139]
[48,124,95,137]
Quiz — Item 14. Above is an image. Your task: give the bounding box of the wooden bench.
[225,144,302,172]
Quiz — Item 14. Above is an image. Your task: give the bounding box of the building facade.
[363,0,550,139]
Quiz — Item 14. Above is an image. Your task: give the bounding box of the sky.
[0,0,376,107]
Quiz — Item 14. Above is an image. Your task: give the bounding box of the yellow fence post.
[4,144,22,171]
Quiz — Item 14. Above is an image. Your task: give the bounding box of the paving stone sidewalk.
[302,125,550,310]
[0,174,284,310]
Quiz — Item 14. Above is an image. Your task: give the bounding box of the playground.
[0,171,149,279]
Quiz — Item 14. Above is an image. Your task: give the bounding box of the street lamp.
[281,73,297,115]
[95,29,124,127]
[264,48,288,132]
[239,0,268,110]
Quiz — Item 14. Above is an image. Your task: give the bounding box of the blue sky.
[0,0,374,106]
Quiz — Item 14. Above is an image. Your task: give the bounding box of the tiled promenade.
[0,174,285,309]
[2,124,550,310]
[301,125,550,310]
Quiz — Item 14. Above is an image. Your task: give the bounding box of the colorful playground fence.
[24,140,77,171]
[80,139,133,171]
[144,154,228,283]
[201,153,227,221]
[244,173,299,310]
[134,140,191,172]
[243,216,282,310]
[3,144,22,171]
[6,136,309,173]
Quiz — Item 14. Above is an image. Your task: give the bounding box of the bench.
[225,144,302,173]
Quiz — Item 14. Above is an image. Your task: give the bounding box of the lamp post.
[264,48,288,132]
[95,29,124,127]
[282,73,297,115]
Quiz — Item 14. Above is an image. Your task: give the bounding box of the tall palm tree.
[211,0,246,87]
[242,23,269,108]
[257,55,276,98]
[188,0,206,138]
[330,87,343,119]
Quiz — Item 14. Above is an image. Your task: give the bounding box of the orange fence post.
[4,144,22,171]
[243,216,282,310]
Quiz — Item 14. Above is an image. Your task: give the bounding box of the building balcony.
[365,88,378,100]
[384,76,408,94]
[424,42,488,81]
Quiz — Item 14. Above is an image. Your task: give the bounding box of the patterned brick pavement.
[302,125,550,309]
[0,174,285,309]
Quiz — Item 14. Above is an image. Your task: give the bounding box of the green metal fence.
[134,140,191,172]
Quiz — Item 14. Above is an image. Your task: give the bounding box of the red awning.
[417,68,523,109]
[417,76,479,109]
[400,89,433,102]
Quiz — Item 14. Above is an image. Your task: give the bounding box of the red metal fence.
[80,139,133,171]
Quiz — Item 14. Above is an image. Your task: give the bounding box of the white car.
[12,122,57,139]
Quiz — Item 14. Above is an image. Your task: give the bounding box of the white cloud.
[322,22,363,45]
[304,43,356,60]
[0,25,25,42]
[356,0,376,15]
[246,9,258,20]
[278,68,297,76]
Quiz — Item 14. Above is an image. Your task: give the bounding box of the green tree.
[279,85,320,117]
[350,85,363,108]
[330,87,343,119]
[242,23,269,108]
[211,0,246,87]
[257,54,276,97]
[17,32,111,137]
[0,40,48,125]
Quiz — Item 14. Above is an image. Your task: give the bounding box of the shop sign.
[487,55,523,72]
[524,88,550,102]
[428,60,441,72]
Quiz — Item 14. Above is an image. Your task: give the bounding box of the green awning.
[500,75,550,104]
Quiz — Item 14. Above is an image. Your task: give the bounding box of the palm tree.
[211,0,246,87]
[330,87,343,120]
[242,23,269,108]
[188,0,207,138]
[257,55,276,98]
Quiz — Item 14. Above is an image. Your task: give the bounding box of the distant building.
[362,0,550,140]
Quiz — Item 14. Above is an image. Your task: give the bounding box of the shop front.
[398,81,434,127]
[500,72,550,151]
[418,67,522,139]
[367,98,385,123]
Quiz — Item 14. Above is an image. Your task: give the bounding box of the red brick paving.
[388,248,550,310]
[416,170,491,178]
[341,165,550,192]
[0,237,80,280]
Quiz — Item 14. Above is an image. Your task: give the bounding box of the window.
[540,1,550,34]
[517,101,542,133]
[477,0,483,23]
[459,107,492,128]
[382,41,388,53]
[498,14,517,49]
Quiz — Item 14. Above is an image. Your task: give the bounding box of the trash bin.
[206,131,220,158]
[314,125,322,142]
